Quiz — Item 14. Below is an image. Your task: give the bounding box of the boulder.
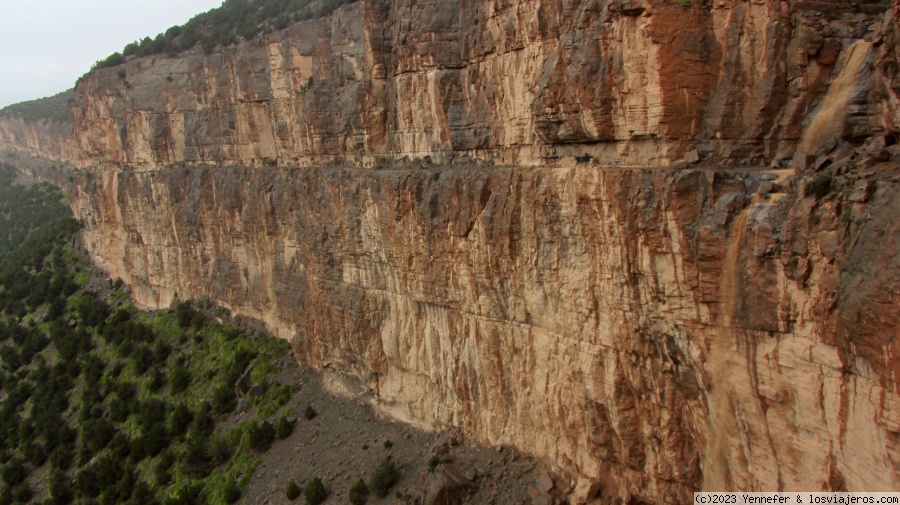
[422,463,476,505]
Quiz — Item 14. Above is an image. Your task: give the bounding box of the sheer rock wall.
[3,0,900,501]
[63,164,900,501]
[25,0,892,169]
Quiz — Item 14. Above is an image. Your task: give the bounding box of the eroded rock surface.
[53,163,898,501]
[3,0,900,502]
[4,0,899,168]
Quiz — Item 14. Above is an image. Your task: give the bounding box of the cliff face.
[63,163,900,501]
[0,117,79,164]
[28,0,886,169]
[4,0,900,502]
[871,0,900,133]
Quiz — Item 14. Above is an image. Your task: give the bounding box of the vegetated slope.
[89,0,357,73]
[0,90,73,124]
[0,164,299,504]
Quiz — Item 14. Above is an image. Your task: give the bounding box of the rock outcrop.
[0,116,79,164]
[4,0,900,502]
[870,0,900,134]
[2,0,894,169]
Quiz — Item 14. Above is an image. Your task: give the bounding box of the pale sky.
[0,0,224,108]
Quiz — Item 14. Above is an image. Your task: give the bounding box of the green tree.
[93,51,124,70]
[349,478,369,505]
[212,382,237,414]
[1,456,26,486]
[154,450,175,486]
[138,398,167,430]
[246,420,276,452]
[275,415,295,439]
[303,477,327,505]
[169,364,191,393]
[369,457,398,498]
[182,435,214,478]
[49,469,74,505]
[50,443,74,471]
[141,423,170,457]
[169,402,193,437]
[81,418,115,454]
[285,479,300,501]
[208,434,233,465]
[222,480,241,503]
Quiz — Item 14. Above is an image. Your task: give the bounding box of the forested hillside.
[0,90,73,124]
[0,164,299,504]
[91,0,358,73]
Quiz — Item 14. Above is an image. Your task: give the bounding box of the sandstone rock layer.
[63,164,900,501]
[4,0,892,169]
